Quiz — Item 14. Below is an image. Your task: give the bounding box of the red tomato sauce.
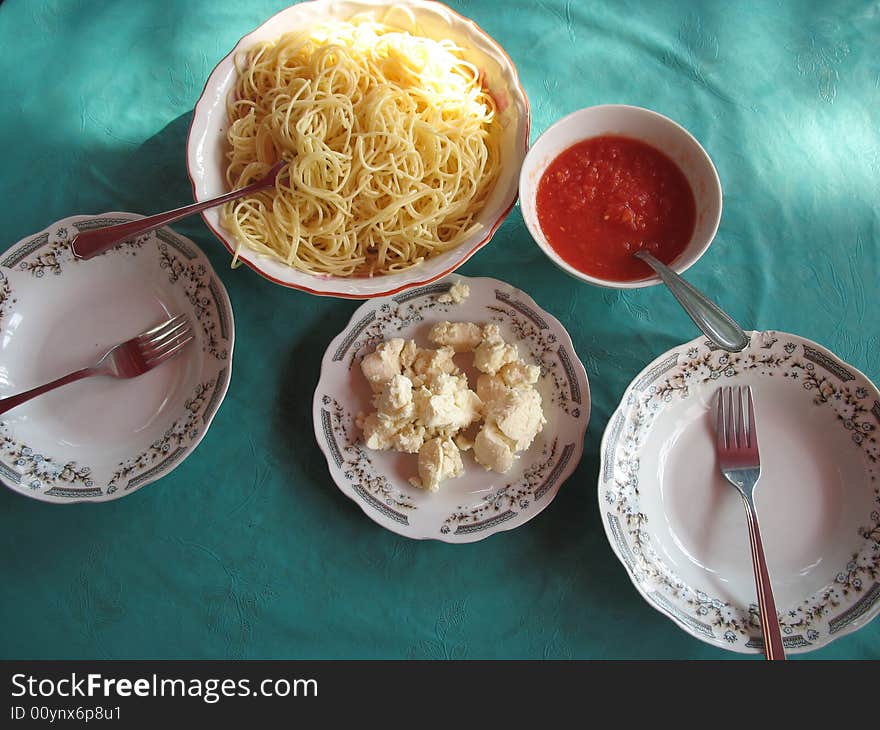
[536,135,696,281]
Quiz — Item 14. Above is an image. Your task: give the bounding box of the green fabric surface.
[1,0,878,660]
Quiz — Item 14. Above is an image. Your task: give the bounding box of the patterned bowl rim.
[597,329,880,654]
[312,274,591,541]
[0,212,236,504]
[185,0,531,300]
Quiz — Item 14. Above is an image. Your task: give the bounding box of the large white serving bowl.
[187,0,530,299]
[519,105,722,289]
[599,330,880,653]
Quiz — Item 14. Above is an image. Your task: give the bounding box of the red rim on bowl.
[185,0,531,299]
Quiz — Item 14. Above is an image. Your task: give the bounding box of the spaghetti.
[221,18,502,277]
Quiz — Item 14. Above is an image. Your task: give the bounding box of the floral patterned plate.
[312,276,590,542]
[599,331,880,654]
[0,213,234,503]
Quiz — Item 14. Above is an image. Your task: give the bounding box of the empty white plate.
[599,330,880,653]
[0,213,234,502]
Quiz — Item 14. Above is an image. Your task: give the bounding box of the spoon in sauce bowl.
[634,249,750,352]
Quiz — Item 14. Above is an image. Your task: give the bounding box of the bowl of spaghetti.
[187,0,529,298]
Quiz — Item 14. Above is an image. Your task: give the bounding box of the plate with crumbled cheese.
[312,275,590,542]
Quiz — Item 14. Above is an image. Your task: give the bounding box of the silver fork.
[715,385,786,660]
[69,160,286,260]
[0,314,194,416]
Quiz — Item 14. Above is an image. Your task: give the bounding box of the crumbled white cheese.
[360,338,405,392]
[476,373,508,406]
[428,321,483,352]
[473,370,545,469]
[405,345,459,387]
[360,412,396,451]
[392,423,426,454]
[437,282,470,304]
[375,373,414,416]
[473,324,519,375]
[493,387,545,451]
[473,421,516,473]
[414,373,482,432]
[357,323,545,492]
[399,339,419,372]
[500,360,541,388]
[412,436,464,492]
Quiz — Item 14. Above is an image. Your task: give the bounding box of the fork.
[715,385,786,660]
[69,160,286,260]
[0,314,194,416]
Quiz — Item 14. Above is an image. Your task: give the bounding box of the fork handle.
[69,177,276,260]
[743,498,786,660]
[0,368,97,416]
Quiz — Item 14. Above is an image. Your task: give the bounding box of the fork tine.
[143,335,194,367]
[726,387,736,449]
[138,314,187,340]
[716,388,727,450]
[138,323,192,357]
[138,319,190,351]
[737,386,747,449]
[746,385,758,451]
[141,326,193,358]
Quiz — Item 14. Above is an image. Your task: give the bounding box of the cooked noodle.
[221,17,501,276]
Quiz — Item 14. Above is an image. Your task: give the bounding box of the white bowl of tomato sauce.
[519,105,722,289]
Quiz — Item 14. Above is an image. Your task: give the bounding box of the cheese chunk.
[493,387,545,450]
[414,373,482,431]
[361,413,397,451]
[474,324,519,375]
[360,338,405,392]
[476,373,508,408]
[428,321,483,352]
[406,345,459,387]
[437,282,470,304]
[357,323,546,491]
[500,360,541,388]
[473,421,516,473]
[412,437,464,492]
[375,374,414,417]
[392,424,426,454]
[399,339,419,373]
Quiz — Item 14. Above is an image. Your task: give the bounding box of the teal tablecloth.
[1,0,877,660]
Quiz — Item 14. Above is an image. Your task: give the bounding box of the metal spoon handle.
[68,160,285,261]
[636,250,750,352]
